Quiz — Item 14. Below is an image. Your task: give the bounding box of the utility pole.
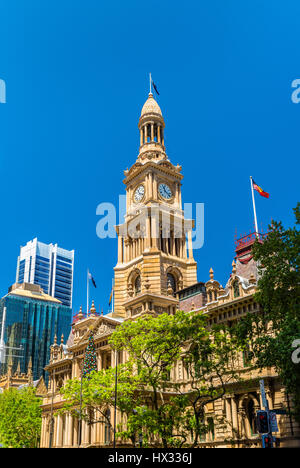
[113,350,118,448]
[49,367,56,448]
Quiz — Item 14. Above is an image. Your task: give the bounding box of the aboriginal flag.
[252,179,269,198]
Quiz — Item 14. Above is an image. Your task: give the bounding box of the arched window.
[167,273,176,294]
[147,124,151,142]
[134,275,141,295]
[154,123,158,142]
[233,280,240,298]
[246,399,257,435]
[207,417,215,441]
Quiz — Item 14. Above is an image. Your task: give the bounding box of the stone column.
[182,237,187,259]
[149,172,153,199]
[171,231,175,256]
[56,414,63,447]
[91,417,96,446]
[187,230,194,260]
[82,416,90,446]
[144,124,148,142]
[118,235,123,263]
[153,175,158,200]
[225,398,233,436]
[151,210,159,249]
[40,416,46,447]
[67,414,73,447]
[140,128,143,146]
[73,418,79,447]
[157,124,161,143]
[151,123,154,141]
[231,397,239,440]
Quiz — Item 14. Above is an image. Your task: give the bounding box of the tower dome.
[140,93,162,117]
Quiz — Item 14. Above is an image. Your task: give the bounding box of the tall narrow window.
[134,275,141,295]
[167,273,176,294]
[154,124,158,142]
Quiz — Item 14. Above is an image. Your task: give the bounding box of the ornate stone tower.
[113,92,197,318]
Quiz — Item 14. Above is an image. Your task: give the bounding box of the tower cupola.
[138,93,166,161]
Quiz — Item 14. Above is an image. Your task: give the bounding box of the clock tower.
[113,92,197,318]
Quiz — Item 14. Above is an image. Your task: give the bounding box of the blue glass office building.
[16,238,74,308]
[0,283,72,381]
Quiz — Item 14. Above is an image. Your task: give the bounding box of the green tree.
[0,387,42,448]
[61,311,239,448]
[236,203,300,421]
[181,316,241,446]
[109,310,192,448]
[61,363,142,446]
[109,310,239,447]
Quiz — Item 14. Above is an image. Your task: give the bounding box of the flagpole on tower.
[87,269,89,316]
[250,176,259,238]
[112,278,114,314]
[149,73,152,94]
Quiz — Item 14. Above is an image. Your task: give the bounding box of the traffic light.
[262,434,274,448]
[256,410,270,434]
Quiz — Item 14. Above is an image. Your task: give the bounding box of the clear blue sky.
[0,1,299,315]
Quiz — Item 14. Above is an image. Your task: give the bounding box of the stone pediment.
[93,320,116,338]
[79,317,117,343]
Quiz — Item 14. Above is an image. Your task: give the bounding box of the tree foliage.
[61,363,142,445]
[236,203,300,421]
[0,387,42,448]
[61,311,239,447]
[109,310,239,447]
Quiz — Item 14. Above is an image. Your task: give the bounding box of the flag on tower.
[252,179,270,198]
[151,78,160,96]
[88,271,97,288]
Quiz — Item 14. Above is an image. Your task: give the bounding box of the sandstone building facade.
[40,92,300,448]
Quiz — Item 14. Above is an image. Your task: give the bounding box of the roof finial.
[90,300,96,316]
[149,72,152,95]
[209,267,214,280]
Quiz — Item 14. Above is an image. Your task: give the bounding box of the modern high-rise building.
[0,282,72,381]
[16,238,74,308]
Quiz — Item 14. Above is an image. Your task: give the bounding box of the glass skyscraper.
[0,283,72,381]
[16,238,74,308]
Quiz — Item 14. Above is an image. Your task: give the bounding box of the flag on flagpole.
[88,271,97,288]
[252,179,270,198]
[151,78,159,96]
[109,285,114,306]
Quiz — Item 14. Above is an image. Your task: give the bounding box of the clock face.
[159,183,172,200]
[134,184,145,202]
